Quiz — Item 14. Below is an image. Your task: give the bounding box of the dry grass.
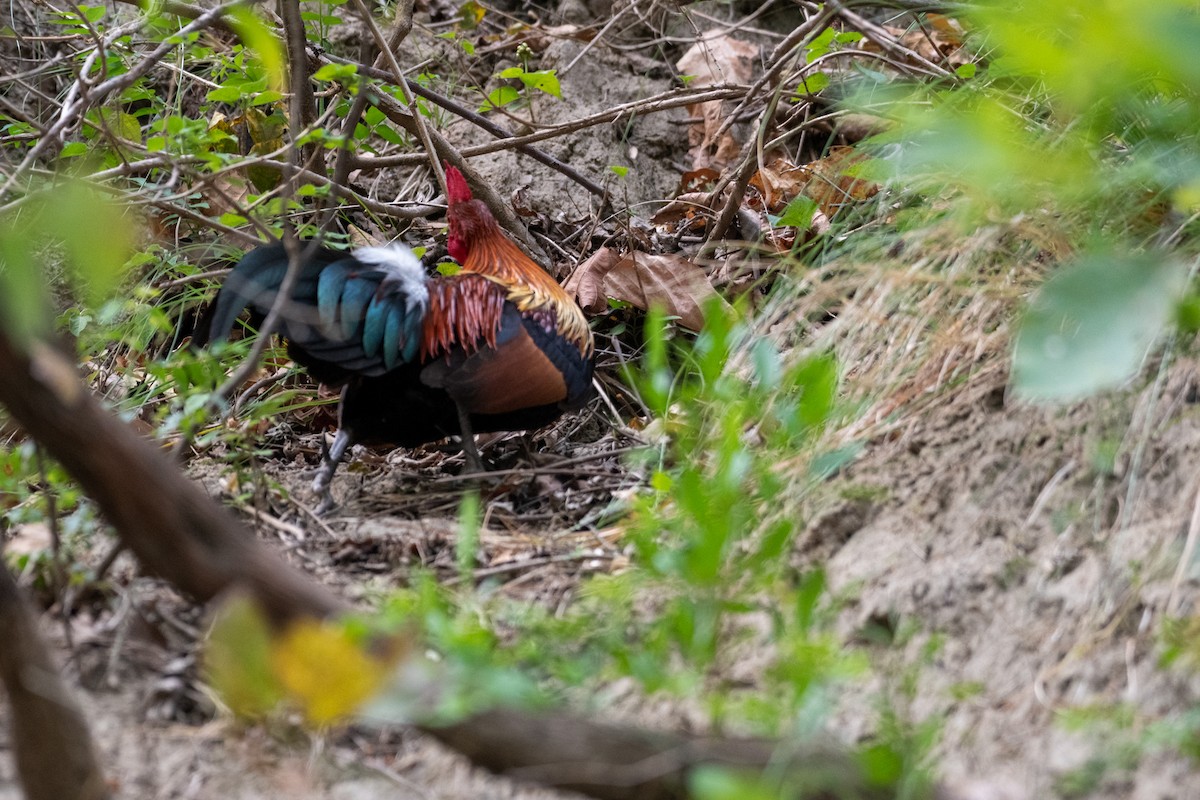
[754,216,1076,446]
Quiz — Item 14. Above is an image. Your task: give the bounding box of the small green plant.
[480,44,562,113]
[431,301,878,734]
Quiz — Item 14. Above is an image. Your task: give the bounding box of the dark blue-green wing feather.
[205,241,430,377]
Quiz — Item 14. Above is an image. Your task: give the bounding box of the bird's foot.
[310,429,350,515]
[313,492,337,516]
[311,471,337,516]
[460,445,485,474]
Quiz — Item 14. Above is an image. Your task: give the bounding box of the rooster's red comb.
[445,163,472,205]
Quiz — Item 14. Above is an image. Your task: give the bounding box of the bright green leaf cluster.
[479,66,562,112]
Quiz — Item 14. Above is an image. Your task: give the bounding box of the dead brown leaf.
[752,147,880,221]
[651,192,716,228]
[678,168,721,195]
[749,158,810,213]
[800,146,881,216]
[675,35,759,171]
[564,247,730,331]
[863,16,971,69]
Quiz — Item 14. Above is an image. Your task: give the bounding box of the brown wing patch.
[423,323,567,415]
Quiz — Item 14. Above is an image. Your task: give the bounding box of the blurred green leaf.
[56,181,136,305]
[480,86,519,112]
[456,490,480,579]
[0,225,50,343]
[520,69,561,98]
[0,182,133,343]
[206,84,244,103]
[791,352,838,430]
[205,594,283,719]
[313,62,357,83]
[689,766,778,800]
[59,141,88,159]
[1176,293,1200,334]
[226,6,286,94]
[1013,251,1186,401]
[798,71,830,95]
[858,742,905,787]
[775,195,818,229]
[806,27,836,61]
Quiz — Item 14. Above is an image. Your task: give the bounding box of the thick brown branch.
[422,708,896,800]
[0,333,344,626]
[0,565,109,800]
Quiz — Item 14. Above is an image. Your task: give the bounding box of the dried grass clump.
[759,217,1074,445]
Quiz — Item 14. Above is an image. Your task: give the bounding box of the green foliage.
[225,6,287,94]
[480,63,563,112]
[196,297,936,796]
[1013,250,1187,400]
[772,195,819,230]
[0,5,954,792]
[370,574,548,724]
[1053,702,1200,796]
[884,0,1200,218]
[871,0,1200,401]
[806,28,864,62]
[440,303,864,732]
[0,182,136,344]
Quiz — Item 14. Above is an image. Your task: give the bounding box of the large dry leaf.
[675,35,759,171]
[564,247,729,331]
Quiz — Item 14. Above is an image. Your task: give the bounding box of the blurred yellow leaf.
[272,619,388,725]
[458,0,486,28]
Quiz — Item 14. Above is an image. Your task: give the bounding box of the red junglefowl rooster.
[202,165,595,511]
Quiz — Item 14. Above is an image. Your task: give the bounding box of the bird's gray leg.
[455,403,484,473]
[313,428,352,514]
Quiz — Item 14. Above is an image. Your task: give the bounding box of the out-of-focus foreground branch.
[0,564,109,800]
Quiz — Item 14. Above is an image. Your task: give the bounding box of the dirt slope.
[821,359,1200,798]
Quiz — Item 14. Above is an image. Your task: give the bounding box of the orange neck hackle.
[443,163,594,359]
